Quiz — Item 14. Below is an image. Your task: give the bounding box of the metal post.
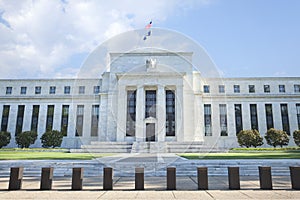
[8,167,24,190]
[228,167,240,190]
[135,167,144,190]
[259,166,272,189]
[197,167,208,190]
[72,167,84,190]
[290,166,300,190]
[103,167,113,190]
[167,167,176,190]
[40,167,53,190]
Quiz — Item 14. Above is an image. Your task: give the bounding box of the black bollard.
[167,167,176,190]
[40,167,53,190]
[103,167,113,190]
[259,166,272,189]
[197,167,208,190]
[228,167,240,190]
[8,167,24,190]
[72,167,84,190]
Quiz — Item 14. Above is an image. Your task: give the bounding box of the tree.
[293,130,300,147]
[0,131,11,148]
[237,129,263,148]
[265,128,289,148]
[40,130,64,148]
[15,131,37,148]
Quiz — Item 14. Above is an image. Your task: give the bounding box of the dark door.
[146,123,155,142]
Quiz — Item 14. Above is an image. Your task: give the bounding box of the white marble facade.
[0,52,300,148]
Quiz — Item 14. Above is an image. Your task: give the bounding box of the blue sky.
[0,0,299,78]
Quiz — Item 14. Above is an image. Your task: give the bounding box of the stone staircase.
[70,142,133,153]
[71,141,227,153]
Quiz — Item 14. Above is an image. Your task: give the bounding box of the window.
[235,104,243,135]
[79,86,85,94]
[20,87,27,95]
[94,86,100,94]
[265,104,274,130]
[46,105,54,131]
[145,90,156,118]
[126,90,136,136]
[203,85,210,93]
[91,105,99,136]
[219,85,225,93]
[279,85,285,93]
[249,85,255,93]
[31,105,39,132]
[76,105,84,136]
[49,86,56,94]
[280,104,290,135]
[64,86,71,94]
[1,105,10,132]
[264,85,270,93]
[233,85,240,93]
[297,104,300,130]
[6,87,12,95]
[166,90,175,136]
[61,105,69,136]
[15,105,25,136]
[250,104,259,130]
[219,104,228,136]
[294,85,300,93]
[35,86,41,94]
[204,104,212,136]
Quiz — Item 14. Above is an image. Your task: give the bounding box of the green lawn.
[0,149,114,160]
[179,152,300,159]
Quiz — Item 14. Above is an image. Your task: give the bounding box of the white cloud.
[0,0,210,78]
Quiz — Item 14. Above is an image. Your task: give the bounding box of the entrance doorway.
[146,123,155,142]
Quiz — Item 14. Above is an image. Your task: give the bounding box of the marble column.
[116,85,126,142]
[135,85,144,142]
[157,85,166,142]
[176,85,184,142]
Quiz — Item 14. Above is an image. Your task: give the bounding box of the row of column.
[116,84,184,142]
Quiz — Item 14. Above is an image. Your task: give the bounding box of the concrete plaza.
[0,153,299,199]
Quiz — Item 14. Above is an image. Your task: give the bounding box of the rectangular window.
[35,86,41,94]
[126,90,136,136]
[31,105,40,132]
[61,105,69,136]
[15,105,25,136]
[294,85,300,93]
[235,104,243,135]
[166,90,175,136]
[280,104,290,135]
[203,85,210,93]
[76,105,84,136]
[145,90,156,118]
[279,85,285,93]
[250,104,259,130]
[1,105,10,132]
[91,105,99,136]
[94,86,100,94]
[46,105,54,131]
[249,85,255,93]
[79,86,85,94]
[20,87,27,94]
[233,85,240,93]
[265,104,274,130]
[297,104,300,130]
[219,85,225,93]
[64,86,71,94]
[204,104,212,136]
[6,87,12,95]
[264,85,270,93]
[219,104,228,136]
[49,86,56,94]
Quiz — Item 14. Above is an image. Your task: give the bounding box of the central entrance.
[146,123,155,141]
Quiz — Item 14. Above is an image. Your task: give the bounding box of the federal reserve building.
[0,29,299,152]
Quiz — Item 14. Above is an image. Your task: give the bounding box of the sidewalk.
[0,176,300,199]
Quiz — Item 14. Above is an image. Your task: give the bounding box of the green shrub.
[293,130,300,147]
[40,130,64,148]
[15,131,37,148]
[237,129,263,148]
[0,131,11,148]
[265,128,289,148]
